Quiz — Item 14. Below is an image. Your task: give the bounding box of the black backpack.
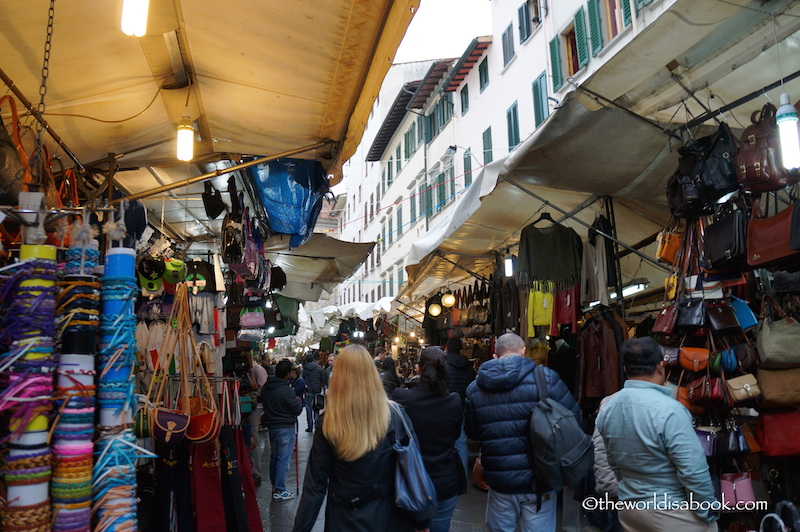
[528,364,593,495]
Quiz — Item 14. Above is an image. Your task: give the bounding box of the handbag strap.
[762,294,793,322]
[389,401,413,446]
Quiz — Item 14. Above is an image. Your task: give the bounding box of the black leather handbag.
[676,297,706,329]
[716,420,751,457]
[703,203,747,271]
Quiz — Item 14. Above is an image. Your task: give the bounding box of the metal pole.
[0,67,85,170]
[112,140,336,204]
[499,178,671,272]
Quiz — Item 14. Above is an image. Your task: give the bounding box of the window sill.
[594,24,633,60]
[501,54,518,74]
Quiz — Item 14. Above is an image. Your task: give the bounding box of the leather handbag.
[695,428,717,458]
[680,346,711,372]
[684,276,724,300]
[734,342,758,372]
[676,297,706,330]
[730,296,758,331]
[657,218,684,265]
[240,307,266,328]
[756,295,800,369]
[687,372,725,407]
[756,409,800,457]
[667,155,713,218]
[717,420,751,457]
[149,407,190,444]
[706,301,741,334]
[202,181,227,219]
[720,472,756,505]
[653,304,678,335]
[677,370,706,415]
[736,102,800,193]
[757,368,800,406]
[390,402,438,521]
[703,204,748,271]
[659,344,680,368]
[747,196,800,269]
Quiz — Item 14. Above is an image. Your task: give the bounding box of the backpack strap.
[533,364,549,403]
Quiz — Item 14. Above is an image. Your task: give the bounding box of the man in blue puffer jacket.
[465,332,580,532]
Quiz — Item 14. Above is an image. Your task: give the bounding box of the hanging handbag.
[684,276,724,300]
[240,306,266,328]
[202,181,227,220]
[703,202,748,271]
[679,346,710,372]
[652,304,678,335]
[717,420,751,457]
[720,472,757,506]
[734,342,758,372]
[677,371,706,415]
[659,345,680,368]
[687,370,726,407]
[757,368,800,406]
[676,297,706,330]
[656,217,684,265]
[736,102,800,193]
[695,428,717,458]
[390,402,438,521]
[756,295,800,369]
[747,195,800,269]
[706,301,741,334]
[730,296,758,331]
[756,409,800,457]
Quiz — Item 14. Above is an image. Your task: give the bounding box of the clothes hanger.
[531,210,555,226]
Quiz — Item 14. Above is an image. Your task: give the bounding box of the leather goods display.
[736,102,800,193]
[717,420,751,457]
[695,428,717,458]
[150,408,190,444]
[720,472,756,506]
[747,196,800,269]
[687,372,725,407]
[730,296,758,331]
[677,371,706,415]
[756,409,800,457]
[703,204,748,271]
[667,155,713,218]
[757,368,800,406]
[390,402,438,521]
[706,301,741,334]
[756,295,800,369]
[721,345,738,374]
[656,220,684,265]
[676,297,706,330]
[684,276,724,300]
[680,346,710,372]
[659,345,679,368]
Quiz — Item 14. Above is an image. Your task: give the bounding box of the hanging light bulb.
[394,336,400,343]
[504,249,514,277]
[409,331,416,338]
[777,93,800,169]
[442,291,456,308]
[121,0,149,37]
[267,326,276,334]
[176,109,194,162]
[428,303,442,317]
[329,326,335,335]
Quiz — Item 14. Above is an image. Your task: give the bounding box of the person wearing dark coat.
[465,332,580,531]
[393,347,464,532]
[292,345,426,532]
[302,353,325,432]
[444,338,475,479]
[261,359,304,500]
[380,356,403,397]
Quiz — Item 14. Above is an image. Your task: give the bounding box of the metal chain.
[35,0,55,145]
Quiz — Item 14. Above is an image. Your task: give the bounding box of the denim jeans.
[268,427,295,492]
[485,489,557,532]
[429,495,458,532]
[454,421,468,478]
[303,395,319,430]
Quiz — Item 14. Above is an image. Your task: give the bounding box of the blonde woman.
[292,345,429,532]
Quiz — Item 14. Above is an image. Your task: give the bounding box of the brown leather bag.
[757,367,800,406]
[736,103,800,192]
[679,346,710,372]
[747,196,800,269]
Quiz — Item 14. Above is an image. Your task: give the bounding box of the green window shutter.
[549,37,562,92]
[381,169,386,196]
[622,0,632,27]
[396,145,402,171]
[506,102,520,150]
[388,159,393,186]
[532,76,546,127]
[460,85,469,115]
[464,151,472,186]
[388,219,393,245]
[587,0,603,57]
[574,7,589,69]
[397,208,403,237]
[482,127,493,164]
[635,0,652,10]
[424,115,433,143]
[410,188,417,221]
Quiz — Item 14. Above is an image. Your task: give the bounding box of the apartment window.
[519,2,533,43]
[381,226,386,253]
[482,127,493,164]
[397,269,404,293]
[388,158,394,187]
[369,193,374,221]
[410,186,417,221]
[396,206,403,237]
[435,172,445,211]
[371,289,375,303]
[410,122,417,153]
[377,285,382,299]
[532,0,543,24]
[463,150,473,187]
[502,23,515,66]
[370,251,375,271]
[389,273,394,298]
[532,72,549,127]
[363,204,368,229]
[558,8,590,79]
[396,145,402,172]
[448,164,455,199]
[381,169,386,196]
[549,37,563,92]
[388,218,394,245]
[507,101,520,150]
[376,239,381,265]
[426,94,454,143]
[460,85,469,115]
[479,57,489,92]
[417,116,424,144]
[587,0,604,56]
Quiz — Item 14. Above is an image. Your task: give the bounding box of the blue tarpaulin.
[246,158,329,249]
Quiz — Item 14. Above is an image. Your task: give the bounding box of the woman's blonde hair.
[322,344,391,462]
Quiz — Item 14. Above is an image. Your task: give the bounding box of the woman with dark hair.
[392,347,464,532]
[380,356,403,396]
